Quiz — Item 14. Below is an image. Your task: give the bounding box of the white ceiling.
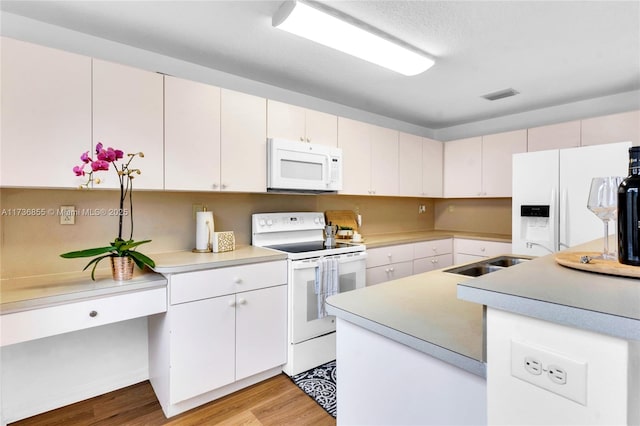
[1,1,639,132]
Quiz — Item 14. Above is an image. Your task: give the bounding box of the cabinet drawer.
[170,261,287,305]
[413,254,454,274]
[413,239,453,258]
[366,244,414,268]
[1,288,166,347]
[454,239,511,257]
[366,261,413,286]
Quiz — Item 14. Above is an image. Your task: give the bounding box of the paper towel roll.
[196,211,214,251]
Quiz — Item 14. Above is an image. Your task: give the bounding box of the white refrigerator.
[512,141,631,256]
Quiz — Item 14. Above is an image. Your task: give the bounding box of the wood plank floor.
[10,374,336,426]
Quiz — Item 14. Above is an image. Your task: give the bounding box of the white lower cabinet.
[366,239,453,285]
[413,239,454,273]
[150,260,287,417]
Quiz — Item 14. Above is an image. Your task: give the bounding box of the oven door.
[290,251,366,344]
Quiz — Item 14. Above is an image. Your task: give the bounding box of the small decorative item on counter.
[212,231,235,253]
[337,225,354,238]
[60,142,155,280]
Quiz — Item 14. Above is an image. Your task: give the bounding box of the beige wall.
[434,198,512,235]
[1,189,469,278]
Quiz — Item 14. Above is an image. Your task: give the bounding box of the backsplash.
[0,189,509,278]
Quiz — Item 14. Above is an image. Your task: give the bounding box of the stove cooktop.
[266,241,357,254]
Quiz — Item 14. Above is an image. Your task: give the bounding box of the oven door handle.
[290,252,367,270]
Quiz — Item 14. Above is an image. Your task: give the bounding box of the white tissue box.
[213,231,235,253]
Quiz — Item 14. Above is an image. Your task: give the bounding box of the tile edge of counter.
[326,303,486,378]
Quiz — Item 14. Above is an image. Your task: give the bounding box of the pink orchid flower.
[80,151,91,164]
[91,160,110,172]
[73,165,86,176]
[95,142,103,154]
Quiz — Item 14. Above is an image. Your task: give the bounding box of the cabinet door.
[527,121,581,152]
[165,76,221,191]
[92,59,164,190]
[366,261,413,286]
[235,285,287,381]
[444,137,482,197]
[370,124,399,196]
[482,129,527,197]
[581,110,640,147]
[398,132,423,196]
[267,100,306,142]
[169,295,236,404]
[413,254,453,274]
[422,137,444,197]
[338,117,371,195]
[220,89,267,192]
[1,37,91,188]
[305,109,338,147]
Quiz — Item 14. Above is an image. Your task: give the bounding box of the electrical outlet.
[511,340,587,405]
[418,205,426,214]
[59,205,75,225]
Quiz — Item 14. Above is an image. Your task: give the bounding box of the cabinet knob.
[481,247,486,252]
[212,183,218,189]
[432,259,438,264]
[299,137,304,142]
[306,138,311,143]
[221,184,227,189]
[233,277,242,284]
[89,310,98,318]
[228,300,236,307]
[432,247,437,252]
[238,298,247,305]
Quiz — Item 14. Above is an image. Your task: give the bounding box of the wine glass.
[587,176,622,260]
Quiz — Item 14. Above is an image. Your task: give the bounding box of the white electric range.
[252,212,366,376]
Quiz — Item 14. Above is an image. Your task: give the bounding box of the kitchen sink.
[444,255,531,277]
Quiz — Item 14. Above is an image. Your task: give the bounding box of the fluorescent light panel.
[273,1,434,76]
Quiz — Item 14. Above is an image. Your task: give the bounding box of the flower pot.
[111,256,134,281]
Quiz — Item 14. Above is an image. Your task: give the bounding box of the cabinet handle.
[238,298,247,305]
[228,300,236,307]
[299,137,304,142]
[233,277,242,284]
[89,310,98,318]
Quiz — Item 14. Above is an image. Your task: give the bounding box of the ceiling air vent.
[482,88,519,101]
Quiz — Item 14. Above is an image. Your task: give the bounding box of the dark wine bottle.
[618,146,640,265]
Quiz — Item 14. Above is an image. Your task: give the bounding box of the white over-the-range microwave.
[267,138,343,193]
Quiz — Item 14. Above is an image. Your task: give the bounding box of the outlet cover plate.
[511,340,587,405]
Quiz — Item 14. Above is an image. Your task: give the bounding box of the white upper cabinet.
[444,130,526,198]
[581,110,640,147]
[267,100,337,147]
[398,132,423,196]
[164,76,221,191]
[220,89,267,192]
[527,121,581,152]
[92,59,164,190]
[422,137,444,197]
[399,132,443,197]
[482,129,527,197]
[370,124,399,196]
[1,37,91,188]
[338,118,399,196]
[444,137,482,197]
[338,117,371,195]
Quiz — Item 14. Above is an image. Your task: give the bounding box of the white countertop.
[1,245,286,314]
[458,240,640,341]
[326,266,486,377]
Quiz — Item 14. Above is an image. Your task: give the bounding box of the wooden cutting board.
[555,251,640,278]
[324,210,358,232]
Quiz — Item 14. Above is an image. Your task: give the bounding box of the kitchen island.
[327,240,640,425]
[326,262,489,425]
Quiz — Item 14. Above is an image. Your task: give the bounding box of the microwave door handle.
[324,154,332,187]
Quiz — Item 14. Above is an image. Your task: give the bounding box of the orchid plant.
[60,142,155,280]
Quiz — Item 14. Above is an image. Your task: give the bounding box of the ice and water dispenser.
[519,205,553,248]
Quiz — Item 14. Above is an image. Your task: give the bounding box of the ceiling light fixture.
[272,1,435,76]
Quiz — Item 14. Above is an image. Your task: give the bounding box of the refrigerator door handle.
[559,187,569,250]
